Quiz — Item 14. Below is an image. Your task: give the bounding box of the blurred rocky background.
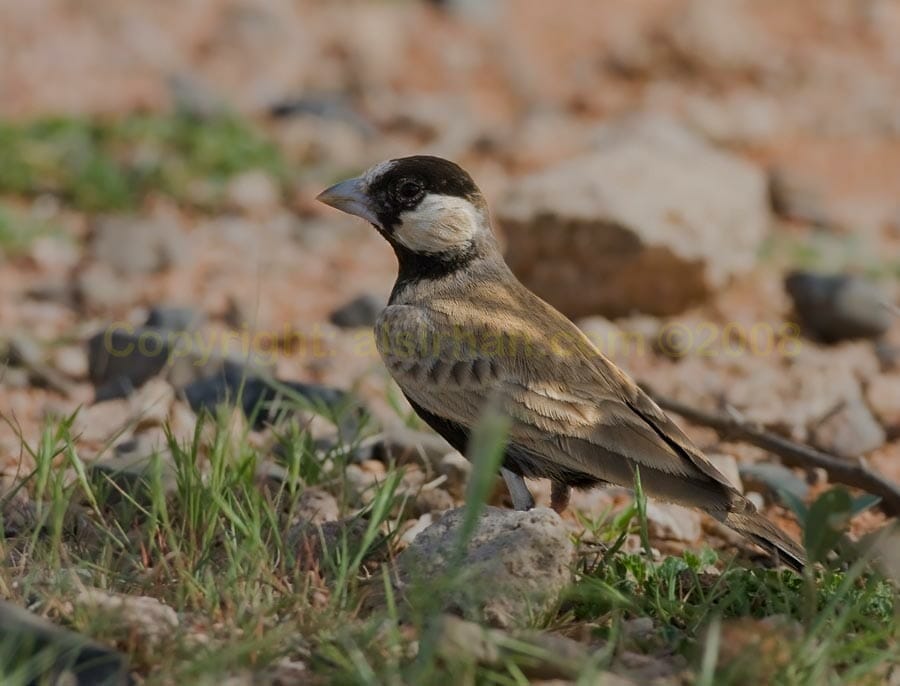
[2,0,900,558]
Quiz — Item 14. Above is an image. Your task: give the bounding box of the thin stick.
[646,390,900,517]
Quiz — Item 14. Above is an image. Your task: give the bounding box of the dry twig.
[646,390,900,517]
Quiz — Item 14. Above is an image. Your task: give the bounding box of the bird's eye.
[396,180,423,202]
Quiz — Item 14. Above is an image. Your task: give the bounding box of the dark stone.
[87,327,170,400]
[328,293,385,329]
[0,600,130,686]
[267,95,375,136]
[5,335,76,395]
[182,364,364,433]
[144,306,201,332]
[785,271,892,343]
[87,325,274,401]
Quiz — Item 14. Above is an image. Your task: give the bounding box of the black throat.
[388,242,478,304]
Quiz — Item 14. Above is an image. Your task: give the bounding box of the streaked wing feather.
[377,302,738,510]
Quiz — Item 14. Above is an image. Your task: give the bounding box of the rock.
[682,91,779,146]
[568,487,617,518]
[665,0,778,77]
[264,657,310,686]
[87,325,274,402]
[866,373,900,431]
[329,293,385,329]
[87,326,173,399]
[739,463,809,503]
[438,452,471,499]
[129,377,177,429]
[226,170,281,217]
[577,316,640,360]
[74,589,178,649]
[0,599,129,686]
[768,168,830,227]
[72,398,133,445]
[434,614,590,680]
[857,520,900,582]
[5,335,76,395]
[745,491,765,510]
[399,513,435,547]
[397,507,575,628]
[414,487,456,516]
[90,215,187,274]
[52,345,88,380]
[168,72,226,119]
[296,487,340,525]
[622,617,656,643]
[652,316,711,359]
[497,115,769,318]
[785,271,892,343]
[645,502,702,543]
[661,339,880,443]
[344,463,382,506]
[144,306,202,332]
[182,367,361,432]
[75,262,138,311]
[707,453,743,493]
[812,397,886,458]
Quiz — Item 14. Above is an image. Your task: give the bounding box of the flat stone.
[498,115,769,317]
[397,507,575,628]
[785,271,892,343]
[329,293,385,329]
[74,590,178,652]
[645,502,702,543]
[812,396,886,458]
[866,373,900,430]
[90,214,187,274]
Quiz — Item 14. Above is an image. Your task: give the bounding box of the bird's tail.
[716,509,806,573]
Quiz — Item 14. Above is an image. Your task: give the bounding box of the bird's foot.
[501,468,535,510]
[550,481,571,514]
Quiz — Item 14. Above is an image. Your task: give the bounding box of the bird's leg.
[501,468,535,510]
[550,481,571,514]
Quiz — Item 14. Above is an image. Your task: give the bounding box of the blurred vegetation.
[759,232,900,280]
[0,114,288,212]
[0,205,62,257]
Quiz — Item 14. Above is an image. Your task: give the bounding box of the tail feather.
[717,510,806,572]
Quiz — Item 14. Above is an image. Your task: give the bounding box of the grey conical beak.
[316,177,378,225]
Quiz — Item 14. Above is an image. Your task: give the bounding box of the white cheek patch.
[393,194,482,254]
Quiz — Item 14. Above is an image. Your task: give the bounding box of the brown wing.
[376,293,740,511]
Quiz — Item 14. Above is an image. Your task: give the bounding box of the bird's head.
[317,156,496,262]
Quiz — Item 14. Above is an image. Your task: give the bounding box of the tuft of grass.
[0,114,288,211]
[0,205,63,258]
